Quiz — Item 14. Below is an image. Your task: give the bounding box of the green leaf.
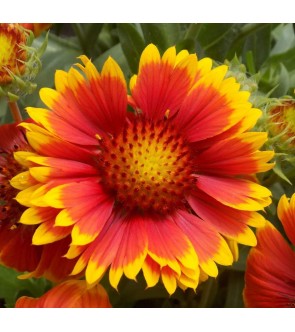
[71,23,104,57]
[272,160,292,185]
[271,23,295,56]
[140,23,181,52]
[0,265,51,308]
[197,23,242,61]
[117,23,145,74]
[242,24,272,70]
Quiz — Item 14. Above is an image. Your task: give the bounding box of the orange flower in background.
[15,280,111,308]
[0,123,41,272]
[20,23,51,37]
[0,23,27,85]
[268,99,295,151]
[244,194,295,307]
[0,123,78,281]
[12,44,273,294]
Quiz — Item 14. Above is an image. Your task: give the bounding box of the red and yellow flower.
[0,123,78,281]
[13,44,274,294]
[267,98,295,151]
[0,23,27,85]
[15,280,111,308]
[244,194,295,308]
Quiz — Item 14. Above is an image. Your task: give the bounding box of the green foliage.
[0,266,51,308]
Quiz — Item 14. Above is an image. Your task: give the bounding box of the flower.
[0,23,48,100]
[243,194,295,307]
[15,280,111,308]
[0,23,27,85]
[13,44,274,294]
[0,123,41,272]
[267,98,295,151]
[0,123,78,281]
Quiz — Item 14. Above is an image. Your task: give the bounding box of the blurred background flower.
[243,193,295,307]
[15,280,111,308]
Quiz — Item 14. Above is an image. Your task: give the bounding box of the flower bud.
[0,23,48,100]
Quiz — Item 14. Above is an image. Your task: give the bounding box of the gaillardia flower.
[267,98,295,151]
[0,23,27,85]
[0,23,47,100]
[13,44,273,294]
[0,123,41,272]
[244,194,295,307]
[0,123,78,281]
[15,280,111,308]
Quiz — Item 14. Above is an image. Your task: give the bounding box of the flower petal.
[15,280,111,308]
[244,221,295,307]
[277,194,295,245]
[130,44,199,120]
[195,175,272,211]
[174,210,233,277]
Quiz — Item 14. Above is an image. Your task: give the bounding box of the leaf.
[271,23,295,56]
[272,160,292,185]
[71,23,104,57]
[242,24,272,70]
[0,265,51,308]
[140,23,181,52]
[197,23,242,61]
[117,23,145,74]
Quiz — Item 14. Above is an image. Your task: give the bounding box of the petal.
[244,221,295,307]
[19,237,78,283]
[146,214,199,276]
[195,175,272,211]
[70,196,114,245]
[188,191,262,245]
[26,106,98,146]
[23,122,94,164]
[130,44,199,120]
[277,194,295,245]
[161,266,177,295]
[0,224,41,272]
[15,280,111,308]
[175,67,253,142]
[142,255,161,288]
[32,220,71,245]
[174,210,233,277]
[38,56,127,140]
[20,207,59,225]
[195,132,274,176]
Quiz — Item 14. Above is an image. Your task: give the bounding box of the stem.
[71,23,88,54]
[198,277,215,308]
[229,23,267,53]
[8,101,22,123]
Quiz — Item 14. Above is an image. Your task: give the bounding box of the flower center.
[99,117,194,214]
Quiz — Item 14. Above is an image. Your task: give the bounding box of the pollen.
[98,117,194,214]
